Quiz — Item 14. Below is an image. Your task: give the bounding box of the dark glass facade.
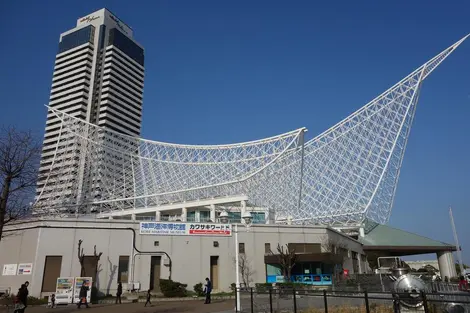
[98,25,107,50]
[108,28,144,66]
[58,25,95,54]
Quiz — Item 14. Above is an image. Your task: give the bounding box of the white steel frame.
[34,34,469,226]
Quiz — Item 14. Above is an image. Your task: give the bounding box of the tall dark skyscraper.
[35,8,145,210]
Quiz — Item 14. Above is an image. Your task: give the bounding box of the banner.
[73,277,92,304]
[55,277,74,304]
[140,222,232,236]
[2,264,17,276]
[17,263,33,275]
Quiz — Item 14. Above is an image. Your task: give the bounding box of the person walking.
[49,294,56,308]
[459,276,469,291]
[203,277,212,304]
[13,285,26,313]
[144,289,151,307]
[17,282,29,313]
[115,282,122,304]
[77,282,90,309]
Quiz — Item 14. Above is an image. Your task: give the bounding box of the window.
[213,241,219,247]
[154,241,159,247]
[287,243,321,254]
[58,25,95,54]
[239,243,245,254]
[107,28,144,66]
[118,256,129,283]
[265,243,271,254]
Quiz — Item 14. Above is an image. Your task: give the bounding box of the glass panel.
[58,25,95,54]
[108,28,144,66]
[118,256,129,283]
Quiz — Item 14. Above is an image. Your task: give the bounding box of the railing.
[235,287,470,313]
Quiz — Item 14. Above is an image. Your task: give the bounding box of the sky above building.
[0,0,469,263]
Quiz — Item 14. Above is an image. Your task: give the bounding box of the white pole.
[235,224,241,312]
[449,207,464,276]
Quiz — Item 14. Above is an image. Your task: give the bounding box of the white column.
[108,216,113,220]
[437,251,457,279]
[210,204,216,222]
[240,200,246,224]
[131,214,136,221]
[234,224,241,311]
[359,227,365,238]
[195,210,201,222]
[182,207,187,222]
[155,211,161,221]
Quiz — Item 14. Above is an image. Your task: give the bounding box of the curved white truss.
[35,34,469,225]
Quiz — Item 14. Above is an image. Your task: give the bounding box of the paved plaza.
[0,300,234,313]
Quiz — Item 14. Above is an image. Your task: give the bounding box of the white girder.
[34,34,469,226]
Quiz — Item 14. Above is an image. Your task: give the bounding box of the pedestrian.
[77,281,90,309]
[18,282,29,313]
[204,277,212,304]
[13,285,26,313]
[144,289,151,307]
[115,281,122,304]
[458,276,469,291]
[49,293,56,308]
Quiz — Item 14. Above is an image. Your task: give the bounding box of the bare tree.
[233,253,256,287]
[77,239,103,286]
[78,239,86,276]
[0,126,41,241]
[270,243,297,281]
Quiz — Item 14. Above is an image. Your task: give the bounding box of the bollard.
[269,288,273,313]
[364,291,370,313]
[293,288,297,313]
[421,291,429,313]
[323,289,328,313]
[250,287,254,313]
[234,287,238,313]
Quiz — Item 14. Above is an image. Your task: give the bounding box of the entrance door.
[150,256,161,292]
[210,256,219,290]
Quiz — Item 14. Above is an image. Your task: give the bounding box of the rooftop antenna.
[449,206,464,275]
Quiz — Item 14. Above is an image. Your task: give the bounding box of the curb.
[98,295,235,304]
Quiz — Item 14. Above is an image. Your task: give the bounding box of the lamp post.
[219,210,253,312]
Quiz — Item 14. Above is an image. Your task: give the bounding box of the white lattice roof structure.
[34,34,469,226]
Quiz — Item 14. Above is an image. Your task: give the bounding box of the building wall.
[0,220,364,298]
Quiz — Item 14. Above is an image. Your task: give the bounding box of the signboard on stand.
[73,277,92,304]
[2,264,17,276]
[140,222,232,236]
[55,277,74,304]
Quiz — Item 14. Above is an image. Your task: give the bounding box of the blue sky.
[1,1,469,263]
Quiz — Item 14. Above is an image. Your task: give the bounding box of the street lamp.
[219,210,253,312]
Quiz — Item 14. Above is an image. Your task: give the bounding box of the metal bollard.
[421,291,429,313]
[234,287,238,313]
[250,287,254,313]
[269,288,273,313]
[323,289,328,313]
[293,288,297,313]
[364,291,370,313]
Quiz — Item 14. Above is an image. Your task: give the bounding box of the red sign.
[189,229,231,235]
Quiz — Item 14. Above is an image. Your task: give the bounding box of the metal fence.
[235,287,470,313]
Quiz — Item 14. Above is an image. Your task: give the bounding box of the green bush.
[1,295,48,306]
[160,279,188,298]
[230,283,236,292]
[193,283,204,297]
[255,283,271,292]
